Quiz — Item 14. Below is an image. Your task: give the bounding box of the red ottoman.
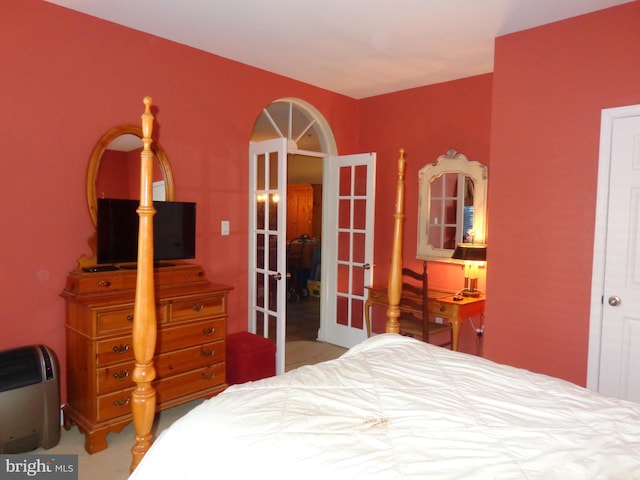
[226,332,276,385]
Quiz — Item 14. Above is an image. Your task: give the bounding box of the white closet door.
[589,106,640,401]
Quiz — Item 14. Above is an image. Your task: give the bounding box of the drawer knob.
[98,280,112,287]
[202,327,216,335]
[192,304,205,312]
[126,315,134,322]
[202,372,216,380]
[112,369,130,380]
[113,396,130,408]
[201,349,215,358]
[112,343,130,354]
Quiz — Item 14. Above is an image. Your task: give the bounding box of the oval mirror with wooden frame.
[79,125,175,269]
[87,124,175,227]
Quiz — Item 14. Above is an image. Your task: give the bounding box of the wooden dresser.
[61,263,232,454]
[286,183,322,242]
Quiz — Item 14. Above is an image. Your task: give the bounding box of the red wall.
[3,0,640,400]
[357,75,493,353]
[0,0,359,400]
[486,2,640,385]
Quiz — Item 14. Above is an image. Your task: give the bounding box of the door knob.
[608,296,622,307]
[271,273,283,280]
[362,263,371,270]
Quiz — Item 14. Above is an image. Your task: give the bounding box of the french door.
[249,140,376,372]
[320,153,376,348]
[248,138,288,374]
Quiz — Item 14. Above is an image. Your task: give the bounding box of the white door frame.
[587,103,640,391]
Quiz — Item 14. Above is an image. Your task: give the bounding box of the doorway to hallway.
[248,99,334,374]
[248,99,377,374]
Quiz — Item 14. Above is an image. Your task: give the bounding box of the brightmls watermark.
[0,455,77,479]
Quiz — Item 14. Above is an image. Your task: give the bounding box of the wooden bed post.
[130,97,158,472]
[386,149,405,333]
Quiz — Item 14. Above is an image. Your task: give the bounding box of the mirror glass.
[417,150,487,261]
[86,125,174,226]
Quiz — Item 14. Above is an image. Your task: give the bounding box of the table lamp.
[452,243,487,297]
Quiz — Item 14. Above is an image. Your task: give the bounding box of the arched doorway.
[249,99,335,373]
[249,99,376,374]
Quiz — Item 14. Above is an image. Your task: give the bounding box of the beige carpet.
[34,399,202,480]
[33,340,346,480]
[285,340,347,371]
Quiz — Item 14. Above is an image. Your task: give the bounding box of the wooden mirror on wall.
[86,124,175,227]
[79,125,175,268]
[416,150,488,261]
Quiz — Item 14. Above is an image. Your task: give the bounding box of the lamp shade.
[452,243,487,262]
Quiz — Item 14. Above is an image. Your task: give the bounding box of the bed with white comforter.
[129,334,640,479]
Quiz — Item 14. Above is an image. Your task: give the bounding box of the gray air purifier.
[0,345,60,453]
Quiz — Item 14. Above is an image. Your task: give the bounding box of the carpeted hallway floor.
[285,298,322,341]
[284,298,348,370]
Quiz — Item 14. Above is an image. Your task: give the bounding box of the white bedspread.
[129,334,640,479]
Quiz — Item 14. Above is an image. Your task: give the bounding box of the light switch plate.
[221,220,230,236]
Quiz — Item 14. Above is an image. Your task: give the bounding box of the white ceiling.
[45,0,632,99]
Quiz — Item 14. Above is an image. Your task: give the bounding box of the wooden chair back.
[400,262,452,347]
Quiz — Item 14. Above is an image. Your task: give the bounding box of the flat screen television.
[97,198,196,265]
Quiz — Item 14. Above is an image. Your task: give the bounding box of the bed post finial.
[386,149,406,333]
[141,96,153,139]
[130,96,158,473]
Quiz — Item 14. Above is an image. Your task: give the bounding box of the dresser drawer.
[155,363,226,404]
[96,318,225,367]
[96,309,134,335]
[157,319,225,352]
[96,363,226,422]
[171,295,226,322]
[97,388,135,422]
[66,273,125,295]
[96,342,224,395]
[160,266,207,287]
[155,342,225,377]
[96,305,168,335]
[429,300,455,317]
[368,289,388,304]
[97,362,135,394]
[97,336,134,366]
